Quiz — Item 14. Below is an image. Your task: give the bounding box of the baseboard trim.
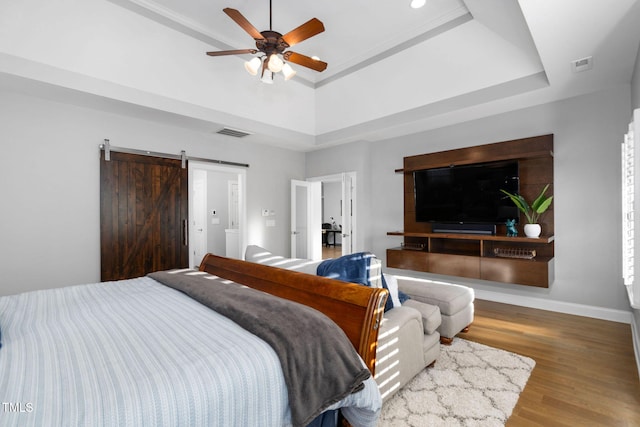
[474,289,632,324]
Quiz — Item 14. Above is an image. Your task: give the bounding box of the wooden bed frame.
[199,253,388,375]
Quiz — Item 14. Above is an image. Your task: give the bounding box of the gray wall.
[1,80,635,315]
[0,88,305,297]
[307,141,372,254]
[309,84,632,313]
[205,170,234,256]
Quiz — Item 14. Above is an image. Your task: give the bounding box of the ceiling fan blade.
[283,51,327,72]
[223,8,265,40]
[206,49,258,57]
[281,18,325,47]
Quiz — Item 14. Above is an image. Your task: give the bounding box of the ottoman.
[395,276,475,344]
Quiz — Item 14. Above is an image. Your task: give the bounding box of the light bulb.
[267,54,284,73]
[260,59,274,84]
[411,0,426,8]
[260,69,274,84]
[282,63,296,81]
[244,57,261,76]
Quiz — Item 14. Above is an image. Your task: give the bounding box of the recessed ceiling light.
[411,0,426,8]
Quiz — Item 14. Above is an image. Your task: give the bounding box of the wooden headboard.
[198,253,388,375]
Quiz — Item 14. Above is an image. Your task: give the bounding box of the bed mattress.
[0,276,380,426]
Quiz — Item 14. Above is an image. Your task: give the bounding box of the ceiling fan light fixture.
[282,63,296,81]
[267,54,284,73]
[260,58,274,84]
[410,0,426,8]
[260,70,274,84]
[206,4,327,82]
[244,57,261,75]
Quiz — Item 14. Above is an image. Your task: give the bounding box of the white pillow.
[383,273,401,308]
[368,257,383,289]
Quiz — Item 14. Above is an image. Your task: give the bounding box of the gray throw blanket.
[148,270,371,427]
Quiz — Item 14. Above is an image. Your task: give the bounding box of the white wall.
[309,84,632,314]
[0,87,305,297]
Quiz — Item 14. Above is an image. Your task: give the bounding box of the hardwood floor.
[322,245,342,259]
[463,299,640,426]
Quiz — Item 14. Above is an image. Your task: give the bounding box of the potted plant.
[500,184,553,238]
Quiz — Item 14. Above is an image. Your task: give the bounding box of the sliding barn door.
[100,151,189,281]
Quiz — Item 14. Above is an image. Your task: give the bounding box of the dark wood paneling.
[387,248,429,272]
[403,135,554,235]
[390,135,554,287]
[100,151,188,281]
[429,253,480,278]
[481,257,552,287]
[403,134,553,172]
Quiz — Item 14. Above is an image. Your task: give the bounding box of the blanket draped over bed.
[148,270,371,427]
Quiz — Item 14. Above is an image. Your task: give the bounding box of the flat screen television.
[414,160,519,224]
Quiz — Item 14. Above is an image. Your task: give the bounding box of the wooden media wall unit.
[387,135,554,287]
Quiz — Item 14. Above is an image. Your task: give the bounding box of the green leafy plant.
[500,184,553,224]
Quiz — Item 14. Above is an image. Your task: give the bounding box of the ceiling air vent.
[216,127,251,138]
[571,56,593,73]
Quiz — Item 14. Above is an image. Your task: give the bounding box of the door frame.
[308,172,357,256]
[188,161,247,267]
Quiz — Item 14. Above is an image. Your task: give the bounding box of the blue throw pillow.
[317,252,410,312]
[316,252,373,286]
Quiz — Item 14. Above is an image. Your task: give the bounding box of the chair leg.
[440,336,454,345]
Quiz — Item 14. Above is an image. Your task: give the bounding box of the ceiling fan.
[206,0,327,82]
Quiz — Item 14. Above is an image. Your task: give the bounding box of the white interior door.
[291,180,321,259]
[341,173,355,255]
[307,172,357,257]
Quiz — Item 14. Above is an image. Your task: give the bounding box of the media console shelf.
[387,135,554,288]
[387,231,554,287]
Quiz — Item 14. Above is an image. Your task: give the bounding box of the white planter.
[524,223,541,238]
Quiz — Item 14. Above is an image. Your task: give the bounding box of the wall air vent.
[571,56,593,73]
[216,127,251,138]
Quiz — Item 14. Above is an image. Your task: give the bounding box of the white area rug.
[379,339,535,426]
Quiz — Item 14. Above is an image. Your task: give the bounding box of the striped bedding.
[0,277,381,427]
